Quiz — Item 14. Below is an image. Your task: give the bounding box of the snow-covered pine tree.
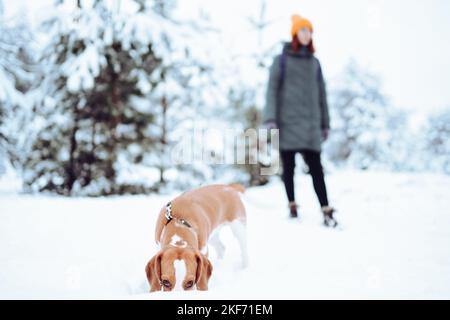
[227,84,267,186]
[226,0,279,186]
[138,0,227,191]
[25,0,220,195]
[325,59,389,170]
[380,107,430,172]
[423,108,450,174]
[25,0,164,195]
[0,5,34,175]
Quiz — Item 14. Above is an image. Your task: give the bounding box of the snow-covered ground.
[1,170,449,299]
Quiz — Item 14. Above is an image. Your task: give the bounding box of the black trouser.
[280,149,329,207]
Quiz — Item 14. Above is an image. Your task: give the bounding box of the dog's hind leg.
[209,228,226,260]
[230,219,248,268]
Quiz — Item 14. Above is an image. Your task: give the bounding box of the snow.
[0,67,25,106]
[65,44,106,93]
[0,163,22,194]
[1,170,449,299]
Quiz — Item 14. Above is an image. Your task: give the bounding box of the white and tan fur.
[145,183,247,292]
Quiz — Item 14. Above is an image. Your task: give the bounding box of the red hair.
[291,35,315,54]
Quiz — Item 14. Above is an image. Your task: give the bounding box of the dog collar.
[165,201,192,228]
[165,201,173,222]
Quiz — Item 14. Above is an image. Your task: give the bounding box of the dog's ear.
[154,207,166,244]
[145,251,163,292]
[195,253,213,291]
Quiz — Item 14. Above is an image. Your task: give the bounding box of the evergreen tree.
[24,0,162,195]
[0,6,34,175]
[325,60,389,169]
[24,0,218,195]
[141,1,224,191]
[423,108,450,174]
[227,0,279,186]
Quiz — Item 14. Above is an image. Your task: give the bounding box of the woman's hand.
[263,120,278,130]
[321,128,329,141]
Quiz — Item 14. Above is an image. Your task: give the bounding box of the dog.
[145,183,248,292]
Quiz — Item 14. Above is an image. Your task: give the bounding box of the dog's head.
[145,246,213,292]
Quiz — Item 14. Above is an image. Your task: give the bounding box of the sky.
[5,0,450,120]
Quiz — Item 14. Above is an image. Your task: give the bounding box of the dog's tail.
[228,183,245,194]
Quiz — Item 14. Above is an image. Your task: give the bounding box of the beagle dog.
[145,183,247,292]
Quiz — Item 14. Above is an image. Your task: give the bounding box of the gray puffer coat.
[263,41,330,152]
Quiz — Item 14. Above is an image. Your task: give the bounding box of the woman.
[263,14,337,227]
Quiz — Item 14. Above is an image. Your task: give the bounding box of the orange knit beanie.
[291,14,313,37]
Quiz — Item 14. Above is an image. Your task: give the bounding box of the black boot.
[322,206,338,227]
[288,202,298,218]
